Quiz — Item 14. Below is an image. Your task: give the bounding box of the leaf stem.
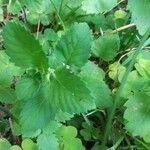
[50,0,66,30]
[102,28,150,146]
[136,139,150,150]
[94,23,136,36]
[111,136,124,149]
[36,20,40,39]
[111,23,136,34]
[82,113,91,126]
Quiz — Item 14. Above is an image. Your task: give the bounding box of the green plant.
[1,0,150,149]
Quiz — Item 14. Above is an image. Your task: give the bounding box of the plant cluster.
[0,0,150,149]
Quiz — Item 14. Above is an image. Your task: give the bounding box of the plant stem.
[82,113,91,126]
[36,20,40,39]
[136,139,150,150]
[102,28,150,146]
[111,23,136,34]
[50,0,66,30]
[111,136,124,149]
[59,0,64,14]
[94,23,135,36]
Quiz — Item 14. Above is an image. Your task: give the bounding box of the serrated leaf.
[54,23,92,67]
[0,51,20,86]
[43,121,61,134]
[20,0,43,11]
[21,0,52,25]
[37,133,59,150]
[2,21,48,71]
[56,126,84,150]
[123,71,150,98]
[82,0,117,14]
[92,34,120,61]
[20,68,95,135]
[55,110,73,122]
[128,0,150,35]
[0,86,17,103]
[16,75,41,100]
[80,62,113,108]
[124,93,150,142]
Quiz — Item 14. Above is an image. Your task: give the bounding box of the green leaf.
[10,145,22,150]
[37,133,59,150]
[20,68,95,135]
[80,62,113,108]
[0,51,20,103]
[124,93,150,142]
[21,0,52,25]
[21,139,38,150]
[0,86,17,103]
[16,75,41,100]
[20,0,43,11]
[135,59,150,79]
[80,122,100,141]
[0,138,11,150]
[54,23,92,67]
[43,29,58,43]
[114,10,127,19]
[122,71,150,98]
[80,61,105,80]
[27,11,51,26]
[92,34,120,61]
[109,62,126,82]
[0,51,20,86]
[42,121,61,134]
[56,126,85,150]
[55,110,73,122]
[2,21,48,71]
[7,0,22,15]
[82,0,117,14]
[128,0,150,35]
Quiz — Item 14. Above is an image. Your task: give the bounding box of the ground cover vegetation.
[0,0,150,149]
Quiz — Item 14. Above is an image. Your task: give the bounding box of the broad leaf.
[92,34,120,61]
[37,133,58,150]
[0,51,20,86]
[124,93,150,142]
[16,75,41,100]
[20,68,95,135]
[54,23,92,67]
[0,86,17,103]
[80,62,113,108]
[128,0,150,35]
[82,0,117,14]
[10,146,22,150]
[21,139,38,150]
[20,0,43,11]
[0,138,11,150]
[109,62,126,82]
[2,21,48,71]
[56,126,84,150]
